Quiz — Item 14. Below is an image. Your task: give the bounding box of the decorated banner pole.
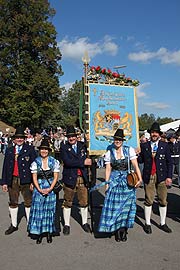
[81,51,96,233]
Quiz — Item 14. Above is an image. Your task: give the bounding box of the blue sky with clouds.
[49,0,180,120]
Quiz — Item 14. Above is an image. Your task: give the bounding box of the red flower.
[95,66,101,71]
[90,66,95,71]
[112,72,120,78]
[101,68,106,74]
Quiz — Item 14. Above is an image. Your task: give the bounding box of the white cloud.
[137,82,150,98]
[58,35,118,61]
[128,47,180,65]
[61,82,73,91]
[102,35,118,56]
[145,102,170,110]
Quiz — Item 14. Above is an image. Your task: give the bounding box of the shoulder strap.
[123,145,131,173]
[35,159,51,186]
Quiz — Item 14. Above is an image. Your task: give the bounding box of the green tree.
[138,113,174,131]
[138,113,156,131]
[60,80,83,127]
[156,116,174,126]
[0,0,63,128]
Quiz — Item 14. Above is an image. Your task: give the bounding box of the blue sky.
[49,0,180,120]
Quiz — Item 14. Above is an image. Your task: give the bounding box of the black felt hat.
[38,139,51,151]
[113,129,126,141]
[66,126,77,138]
[147,122,163,135]
[14,127,26,138]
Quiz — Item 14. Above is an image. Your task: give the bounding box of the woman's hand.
[105,184,109,194]
[135,180,142,188]
[39,188,51,195]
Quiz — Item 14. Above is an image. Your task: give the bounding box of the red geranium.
[101,68,106,74]
[112,72,120,78]
[95,66,101,72]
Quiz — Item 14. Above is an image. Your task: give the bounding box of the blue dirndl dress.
[98,146,136,233]
[28,156,60,235]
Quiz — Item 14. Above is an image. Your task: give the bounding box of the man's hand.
[30,183,34,191]
[165,178,172,186]
[2,185,8,192]
[84,158,92,166]
[135,147,141,155]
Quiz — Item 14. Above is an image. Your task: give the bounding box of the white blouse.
[30,158,60,173]
[104,146,137,164]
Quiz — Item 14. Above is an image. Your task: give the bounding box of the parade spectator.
[0,127,37,235]
[26,133,34,145]
[60,126,92,235]
[0,133,3,153]
[53,133,62,162]
[3,134,9,154]
[160,133,167,142]
[28,139,60,244]
[33,130,42,155]
[138,122,173,234]
[98,129,142,242]
[167,133,180,188]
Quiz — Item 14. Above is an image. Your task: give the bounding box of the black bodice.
[37,169,53,179]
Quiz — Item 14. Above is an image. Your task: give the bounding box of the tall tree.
[138,113,174,131]
[60,80,83,127]
[0,0,63,128]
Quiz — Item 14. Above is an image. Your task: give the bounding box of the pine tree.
[0,0,63,128]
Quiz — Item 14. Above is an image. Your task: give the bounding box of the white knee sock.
[144,205,152,225]
[80,207,88,225]
[25,207,30,224]
[63,207,71,226]
[9,207,18,227]
[159,206,167,226]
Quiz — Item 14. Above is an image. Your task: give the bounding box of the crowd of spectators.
[0,126,86,161]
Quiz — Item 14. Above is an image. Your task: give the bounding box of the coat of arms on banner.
[87,83,139,155]
[94,110,133,140]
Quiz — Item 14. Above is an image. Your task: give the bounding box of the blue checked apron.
[28,156,57,235]
[98,146,136,233]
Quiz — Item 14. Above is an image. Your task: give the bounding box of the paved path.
[0,153,180,270]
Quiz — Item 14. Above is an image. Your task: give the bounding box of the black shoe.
[5,224,18,235]
[63,225,70,235]
[82,223,91,233]
[47,233,52,243]
[120,230,128,242]
[115,230,121,242]
[160,224,172,233]
[144,224,152,234]
[36,235,42,244]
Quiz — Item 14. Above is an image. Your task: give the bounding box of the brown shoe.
[5,224,18,235]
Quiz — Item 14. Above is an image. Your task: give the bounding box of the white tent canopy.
[143,119,180,138]
[160,120,180,132]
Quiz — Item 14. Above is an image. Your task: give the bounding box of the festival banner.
[87,83,139,155]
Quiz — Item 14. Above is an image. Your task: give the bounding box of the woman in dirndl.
[28,139,60,244]
[98,129,142,242]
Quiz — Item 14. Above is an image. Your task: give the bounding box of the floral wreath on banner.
[87,65,139,86]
